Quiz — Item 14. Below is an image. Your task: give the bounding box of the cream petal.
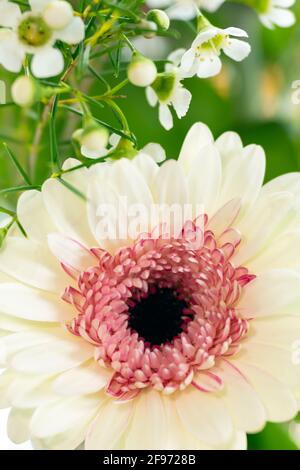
[238,343,300,388]
[53,361,111,396]
[215,131,243,163]
[7,408,33,444]
[31,48,64,78]
[0,370,16,408]
[249,316,300,349]
[8,374,59,409]
[0,313,52,332]
[218,144,265,212]
[262,172,300,196]
[0,328,61,366]
[153,159,188,205]
[32,426,86,450]
[231,359,298,422]
[187,143,222,216]
[0,236,67,294]
[30,393,102,439]
[47,233,96,274]
[237,269,300,318]
[175,386,233,446]
[0,283,73,322]
[247,230,300,273]
[215,360,266,433]
[132,153,159,189]
[42,174,95,246]
[178,122,214,173]
[124,390,167,450]
[162,396,211,450]
[207,198,241,238]
[9,336,94,374]
[232,191,294,266]
[17,190,56,242]
[55,17,85,44]
[86,399,133,450]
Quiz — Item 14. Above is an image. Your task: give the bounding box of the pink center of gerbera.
[63,216,255,399]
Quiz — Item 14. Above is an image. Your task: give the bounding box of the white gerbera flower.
[0,0,84,77]
[180,26,251,79]
[258,0,296,29]
[146,0,225,20]
[146,49,192,130]
[1,122,300,450]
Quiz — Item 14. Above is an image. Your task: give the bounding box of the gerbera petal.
[218,144,265,212]
[0,236,68,294]
[238,269,300,317]
[17,190,56,243]
[52,361,112,396]
[30,394,102,439]
[47,233,96,274]
[215,360,266,433]
[178,122,214,172]
[42,174,95,246]
[0,283,73,322]
[7,408,33,444]
[175,386,233,446]
[31,48,64,78]
[132,153,159,187]
[9,336,94,375]
[231,360,298,422]
[187,143,222,216]
[85,399,133,450]
[124,391,167,450]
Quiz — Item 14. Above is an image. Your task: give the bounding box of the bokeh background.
[1,0,300,450]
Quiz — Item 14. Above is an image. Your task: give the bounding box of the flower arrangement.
[0,0,299,451]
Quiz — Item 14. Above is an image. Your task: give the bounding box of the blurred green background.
[1,0,300,450]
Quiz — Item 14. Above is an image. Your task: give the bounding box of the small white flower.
[146,0,225,20]
[127,53,157,87]
[0,0,85,78]
[180,26,251,79]
[258,0,296,29]
[146,50,192,130]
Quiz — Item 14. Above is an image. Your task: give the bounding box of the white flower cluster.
[128,18,251,129]
[0,0,84,77]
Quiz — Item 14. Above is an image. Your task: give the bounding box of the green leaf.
[2,143,32,185]
[248,423,298,450]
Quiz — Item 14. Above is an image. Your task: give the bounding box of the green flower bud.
[146,9,170,31]
[11,75,41,107]
[127,53,157,87]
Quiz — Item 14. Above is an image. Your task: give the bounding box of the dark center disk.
[128,287,190,346]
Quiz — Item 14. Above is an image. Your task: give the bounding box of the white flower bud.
[11,75,38,107]
[146,9,170,31]
[127,53,157,87]
[43,0,73,30]
[73,122,110,159]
